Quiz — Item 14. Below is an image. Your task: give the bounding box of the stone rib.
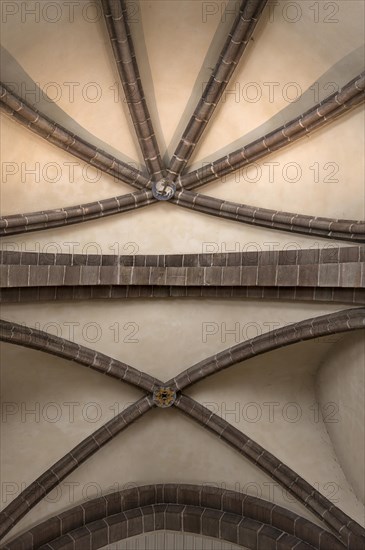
[0,396,154,540]
[1,263,364,288]
[173,189,365,242]
[3,484,345,550]
[0,82,148,190]
[4,508,339,550]
[180,72,365,189]
[0,189,154,235]
[167,0,268,181]
[0,286,363,304]
[1,247,363,267]
[101,0,165,181]
[169,308,365,390]
[176,395,365,549]
[0,319,158,393]
[1,249,363,302]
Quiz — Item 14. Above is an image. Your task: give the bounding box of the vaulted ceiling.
[0,1,364,549]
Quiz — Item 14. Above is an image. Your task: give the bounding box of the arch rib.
[3,484,346,550]
[0,397,153,540]
[0,319,159,392]
[172,189,365,242]
[169,307,365,390]
[0,83,148,190]
[101,0,165,181]
[167,0,268,181]
[175,396,365,549]
[180,72,365,189]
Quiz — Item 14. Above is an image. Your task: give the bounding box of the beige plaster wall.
[1,0,364,234]
[0,0,364,544]
[101,530,246,549]
[2,301,364,541]
[316,330,365,505]
[0,300,348,381]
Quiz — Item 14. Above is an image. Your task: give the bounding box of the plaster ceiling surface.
[0,0,364,549]
[2,331,362,522]
[101,530,246,549]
